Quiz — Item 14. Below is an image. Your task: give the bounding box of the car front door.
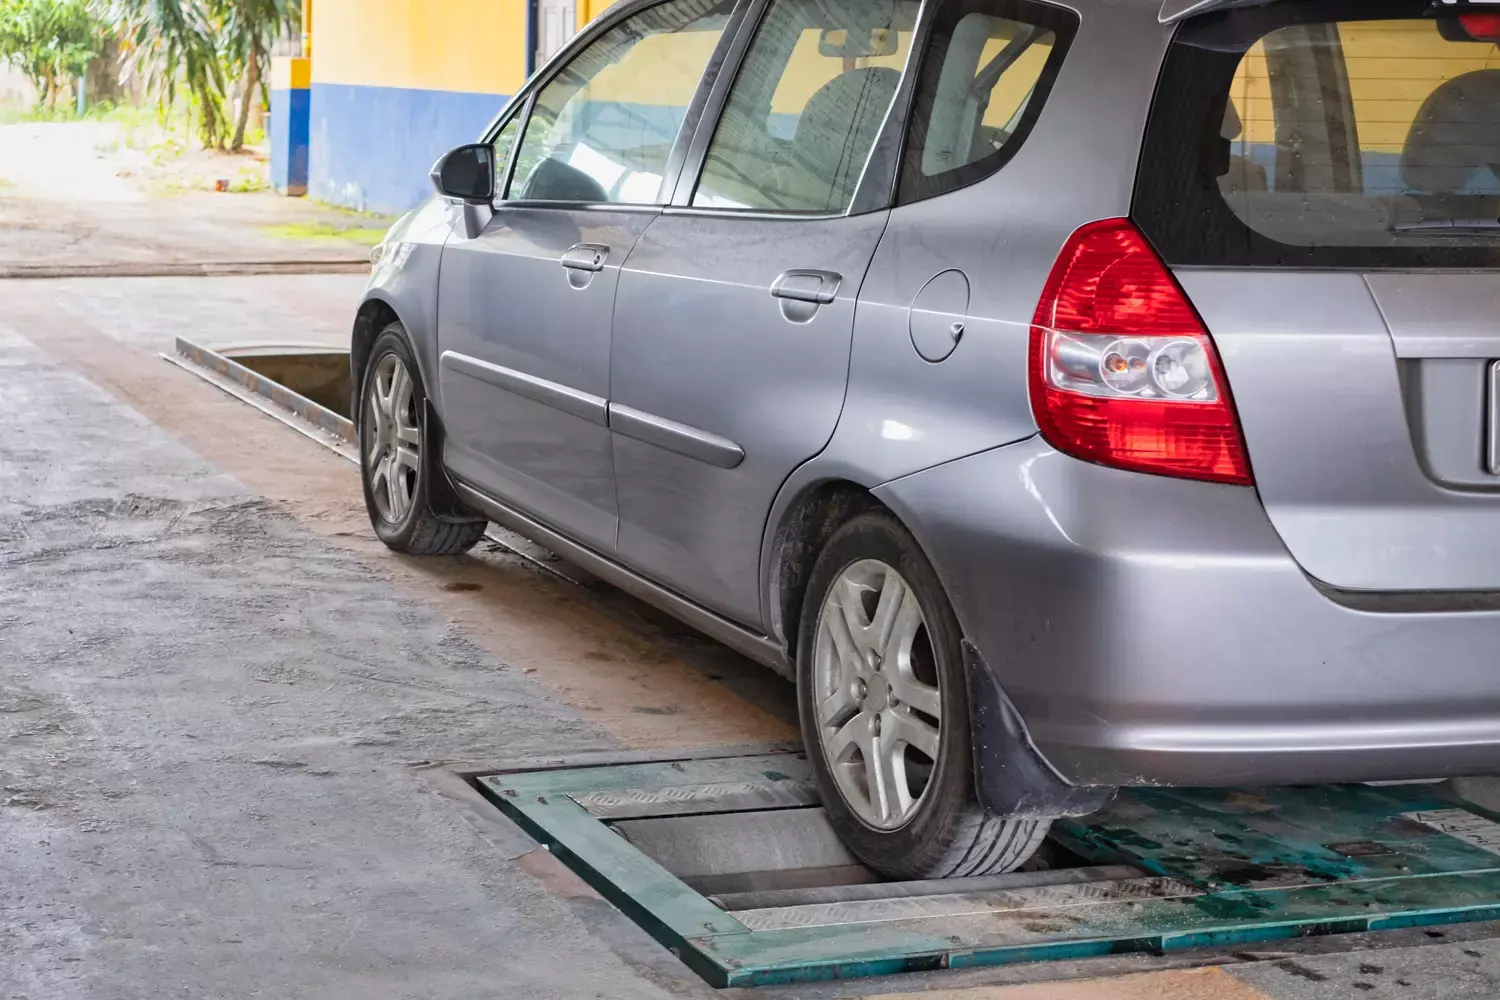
[608,0,922,624]
[437,0,739,554]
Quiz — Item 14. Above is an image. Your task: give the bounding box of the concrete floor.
[0,123,380,274]
[0,276,790,1000]
[5,274,1500,1000]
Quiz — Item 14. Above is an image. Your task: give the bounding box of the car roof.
[1158,0,1279,23]
[585,0,1237,42]
[594,0,1187,25]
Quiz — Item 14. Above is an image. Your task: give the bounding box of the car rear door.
[1135,2,1500,593]
[606,0,923,625]
[437,0,739,555]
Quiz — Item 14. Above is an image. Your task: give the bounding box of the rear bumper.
[874,437,1500,789]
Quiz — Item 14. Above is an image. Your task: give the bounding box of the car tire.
[797,510,1050,879]
[358,324,487,556]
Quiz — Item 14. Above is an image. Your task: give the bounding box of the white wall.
[0,63,38,109]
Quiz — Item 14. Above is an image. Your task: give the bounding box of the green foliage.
[217,0,298,149]
[111,0,227,146]
[260,222,389,243]
[216,0,295,73]
[0,0,295,150]
[2,98,117,124]
[109,0,298,150]
[0,0,106,108]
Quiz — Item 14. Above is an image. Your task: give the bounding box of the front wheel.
[797,511,1050,879]
[359,324,487,556]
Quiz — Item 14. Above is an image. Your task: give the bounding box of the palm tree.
[217,0,299,150]
[109,0,297,150]
[112,0,225,145]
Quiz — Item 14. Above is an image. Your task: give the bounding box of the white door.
[539,0,577,65]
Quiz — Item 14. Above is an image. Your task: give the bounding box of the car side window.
[897,0,1077,206]
[506,0,736,205]
[692,0,922,214]
[490,115,523,197]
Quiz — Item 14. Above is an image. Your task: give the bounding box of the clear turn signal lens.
[1149,339,1213,399]
[1047,333,1215,401]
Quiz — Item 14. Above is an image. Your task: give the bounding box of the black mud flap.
[964,640,1114,819]
[423,399,488,524]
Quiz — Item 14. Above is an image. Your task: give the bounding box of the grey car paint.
[610,210,891,624]
[804,0,1161,484]
[757,0,1162,623]
[359,0,1500,796]
[359,196,455,401]
[437,206,656,553]
[873,434,1500,788]
[1184,270,1500,594]
[1369,274,1500,490]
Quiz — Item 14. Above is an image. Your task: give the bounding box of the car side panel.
[759,4,1172,636]
[358,195,460,401]
[610,211,890,625]
[877,437,1500,788]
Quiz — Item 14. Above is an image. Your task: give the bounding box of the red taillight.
[1461,12,1500,42]
[1028,218,1253,486]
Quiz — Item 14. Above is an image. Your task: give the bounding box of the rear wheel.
[797,511,1050,879]
[359,325,487,556]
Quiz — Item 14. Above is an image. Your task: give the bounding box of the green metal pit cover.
[476,751,1500,988]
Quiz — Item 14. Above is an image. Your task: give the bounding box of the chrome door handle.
[561,243,609,272]
[771,269,842,305]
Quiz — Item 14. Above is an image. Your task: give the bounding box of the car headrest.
[791,67,903,211]
[1401,69,1500,194]
[520,156,610,203]
[1221,100,1243,141]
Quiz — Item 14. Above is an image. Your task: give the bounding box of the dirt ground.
[6,274,1500,1000]
[0,274,799,1000]
[0,122,384,273]
[3,156,1500,996]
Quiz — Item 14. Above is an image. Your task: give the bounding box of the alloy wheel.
[365,353,421,524]
[813,559,943,830]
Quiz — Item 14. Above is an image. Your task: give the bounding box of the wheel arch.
[867,449,1117,819]
[351,295,403,415]
[353,303,478,525]
[763,474,892,662]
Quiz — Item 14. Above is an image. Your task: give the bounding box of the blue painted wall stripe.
[1238,142,1500,195]
[270,87,311,193]
[309,82,508,215]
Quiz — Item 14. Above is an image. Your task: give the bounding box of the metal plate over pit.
[476,750,1500,987]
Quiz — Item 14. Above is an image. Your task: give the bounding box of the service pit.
[469,746,1500,989]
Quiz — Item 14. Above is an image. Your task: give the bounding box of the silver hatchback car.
[353,0,1500,876]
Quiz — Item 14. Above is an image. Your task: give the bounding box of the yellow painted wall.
[760,24,1049,125]
[599,27,917,115]
[307,0,1045,120]
[548,21,916,113]
[578,0,607,30]
[313,0,529,94]
[981,35,1052,127]
[581,28,724,106]
[270,55,311,91]
[1231,22,1500,151]
[769,29,913,114]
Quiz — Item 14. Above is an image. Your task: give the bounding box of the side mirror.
[430,144,495,204]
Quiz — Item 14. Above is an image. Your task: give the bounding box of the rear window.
[1136,1,1500,269]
